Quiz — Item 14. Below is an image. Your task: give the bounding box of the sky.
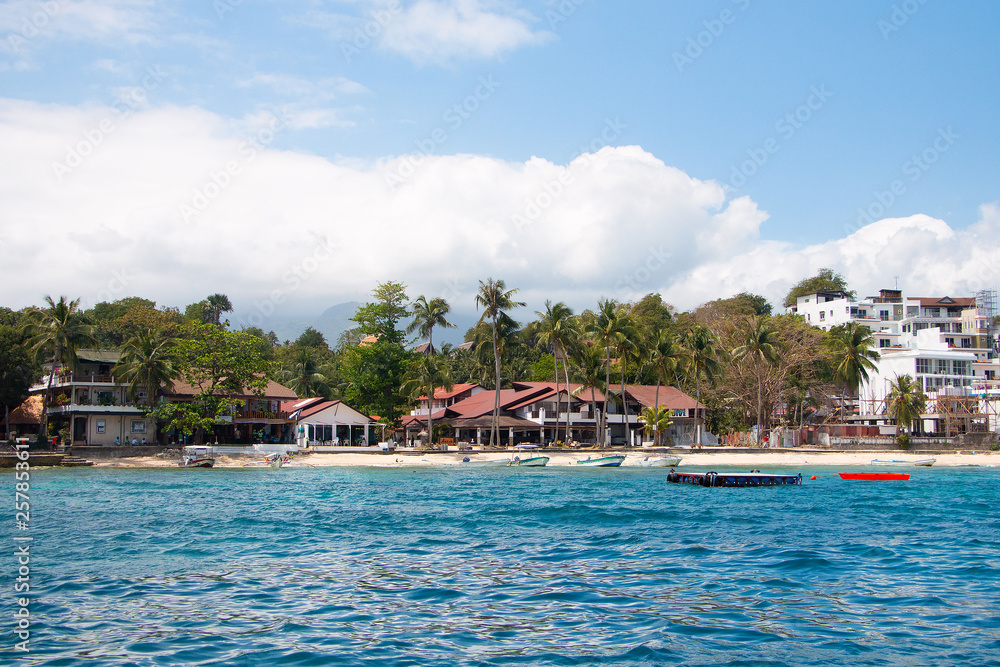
[2,0,999,334]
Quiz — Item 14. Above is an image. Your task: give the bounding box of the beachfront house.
[161,378,298,445]
[28,349,155,446]
[283,396,380,448]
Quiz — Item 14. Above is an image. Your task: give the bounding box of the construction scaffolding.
[975,288,998,358]
[858,392,1000,436]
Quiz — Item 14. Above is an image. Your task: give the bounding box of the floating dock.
[666,470,802,487]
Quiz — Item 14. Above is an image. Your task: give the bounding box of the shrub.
[896,433,911,450]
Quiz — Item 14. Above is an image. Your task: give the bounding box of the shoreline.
[85,449,999,469]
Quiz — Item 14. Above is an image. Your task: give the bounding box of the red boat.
[839,472,909,481]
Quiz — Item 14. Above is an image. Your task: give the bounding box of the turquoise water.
[3,465,1000,666]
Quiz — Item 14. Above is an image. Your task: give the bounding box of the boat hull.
[510,456,549,467]
[871,459,936,467]
[640,457,682,467]
[575,455,625,467]
[182,457,215,468]
[839,472,910,481]
[667,471,802,487]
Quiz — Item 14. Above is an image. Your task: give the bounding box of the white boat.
[871,458,936,467]
[575,454,625,467]
[181,446,215,468]
[264,453,289,468]
[461,457,510,467]
[639,456,682,467]
[508,444,549,467]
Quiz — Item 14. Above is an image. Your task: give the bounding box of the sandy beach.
[90,449,999,469]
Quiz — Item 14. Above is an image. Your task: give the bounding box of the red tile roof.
[165,378,297,400]
[417,383,483,401]
[615,385,704,411]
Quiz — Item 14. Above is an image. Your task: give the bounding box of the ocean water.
[3,464,1000,666]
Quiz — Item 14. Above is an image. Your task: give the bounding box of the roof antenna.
[894,275,899,290]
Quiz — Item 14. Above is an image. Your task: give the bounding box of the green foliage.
[896,432,911,450]
[529,354,556,382]
[295,327,328,350]
[173,321,271,398]
[342,338,414,425]
[827,322,880,394]
[886,374,927,435]
[113,327,180,405]
[638,406,673,445]
[150,398,243,439]
[0,324,41,438]
[783,268,854,308]
[351,281,410,345]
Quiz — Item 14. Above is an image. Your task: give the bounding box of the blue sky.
[1,0,998,327]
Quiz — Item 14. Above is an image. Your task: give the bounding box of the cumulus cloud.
[1,99,997,329]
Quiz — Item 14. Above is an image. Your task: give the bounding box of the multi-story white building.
[790,287,1000,433]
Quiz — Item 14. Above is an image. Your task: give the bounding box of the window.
[819,312,826,321]
[130,420,146,434]
[880,310,889,321]
[936,360,948,375]
[96,419,106,434]
[916,359,931,374]
[961,338,972,348]
[879,339,891,348]
[953,361,971,376]
[945,337,955,347]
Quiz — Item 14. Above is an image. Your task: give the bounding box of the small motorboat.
[639,456,682,467]
[839,472,910,481]
[575,454,625,467]
[871,458,936,467]
[264,453,289,468]
[508,444,549,467]
[181,446,215,468]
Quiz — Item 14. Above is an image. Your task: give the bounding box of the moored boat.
[871,458,936,467]
[575,454,625,467]
[264,453,289,468]
[666,470,802,487]
[639,456,682,467]
[839,472,910,481]
[509,455,550,467]
[181,446,215,468]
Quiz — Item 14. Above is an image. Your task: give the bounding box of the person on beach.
[115,436,121,446]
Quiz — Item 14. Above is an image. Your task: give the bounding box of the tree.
[276,346,328,398]
[21,296,96,442]
[570,343,607,444]
[828,322,880,398]
[783,268,854,308]
[886,374,927,439]
[475,279,525,447]
[204,293,234,326]
[113,327,180,406]
[646,329,686,445]
[350,280,410,345]
[638,406,673,446]
[587,299,634,446]
[682,325,723,447]
[731,315,783,437]
[407,296,456,356]
[294,327,328,350]
[0,325,40,441]
[341,282,414,425]
[400,354,453,447]
[153,321,272,442]
[533,301,578,443]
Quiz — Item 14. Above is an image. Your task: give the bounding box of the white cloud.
[381,0,552,62]
[1,99,997,327]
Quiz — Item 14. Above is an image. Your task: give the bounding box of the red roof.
[417,383,482,401]
[166,378,297,400]
[616,385,704,411]
[914,297,975,307]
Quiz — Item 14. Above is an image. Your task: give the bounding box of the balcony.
[31,372,117,391]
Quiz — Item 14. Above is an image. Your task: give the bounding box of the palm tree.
[475,279,524,447]
[534,301,577,444]
[682,325,723,447]
[21,296,95,442]
[886,374,927,438]
[647,329,685,445]
[828,322,880,399]
[204,293,233,326]
[638,406,673,446]
[407,296,456,356]
[113,327,180,406]
[731,315,783,439]
[400,354,453,448]
[277,346,328,397]
[587,299,633,446]
[571,343,607,445]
